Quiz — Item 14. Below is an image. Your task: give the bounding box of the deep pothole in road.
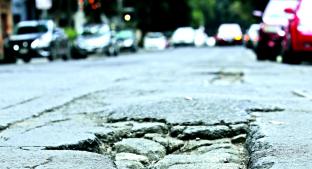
[46,119,250,169]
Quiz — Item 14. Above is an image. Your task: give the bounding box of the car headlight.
[123,39,134,47]
[234,36,242,41]
[31,33,52,49]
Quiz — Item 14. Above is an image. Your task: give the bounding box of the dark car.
[255,0,298,61]
[116,30,138,52]
[244,24,260,50]
[71,24,119,58]
[4,20,71,63]
[282,0,312,64]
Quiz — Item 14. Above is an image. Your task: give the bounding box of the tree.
[81,0,270,33]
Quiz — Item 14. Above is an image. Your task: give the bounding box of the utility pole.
[117,0,123,26]
[74,0,86,34]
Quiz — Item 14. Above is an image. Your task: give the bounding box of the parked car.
[143,32,167,50]
[4,20,71,63]
[255,0,298,61]
[194,28,208,47]
[72,24,119,58]
[244,24,260,49]
[171,27,196,46]
[116,30,138,52]
[215,23,243,46]
[282,0,312,64]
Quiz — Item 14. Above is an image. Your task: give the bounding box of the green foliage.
[64,27,78,41]
[187,0,259,34]
[81,0,268,33]
[192,10,205,28]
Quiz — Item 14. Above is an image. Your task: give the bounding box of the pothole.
[208,70,245,85]
[44,120,251,169]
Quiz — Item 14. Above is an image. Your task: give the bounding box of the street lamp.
[124,14,131,22]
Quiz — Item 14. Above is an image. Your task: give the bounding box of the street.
[1,47,312,169]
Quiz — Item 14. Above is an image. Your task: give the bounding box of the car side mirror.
[252,10,263,17]
[284,8,295,14]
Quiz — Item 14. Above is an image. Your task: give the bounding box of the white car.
[144,32,167,50]
[194,28,208,47]
[216,24,243,45]
[171,27,195,46]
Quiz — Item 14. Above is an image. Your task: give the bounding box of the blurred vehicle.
[4,20,71,63]
[143,32,167,50]
[116,30,138,52]
[206,37,216,47]
[255,0,298,61]
[194,28,208,47]
[72,24,119,58]
[282,0,312,64]
[171,27,196,46]
[244,24,260,49]
[215,24,243,46]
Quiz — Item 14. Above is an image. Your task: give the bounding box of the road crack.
[1,96,41,110]
[25,157,53,169]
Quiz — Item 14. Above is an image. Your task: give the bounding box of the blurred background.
[6,0,300,64]
[2,0,269,38]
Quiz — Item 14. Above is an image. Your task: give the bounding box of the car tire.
[62,48,71,61]
[3,53,17,64]
[255,47,266,61]
[113,50,119,57]
[47,55,54,61]
[48,48,56,62]
[282,42,300,64]
[22,56,31,63]
[106,46,117,57]
[131,46,138,53]
[267,51,278,61]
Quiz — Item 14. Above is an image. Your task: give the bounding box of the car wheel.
[62,48,71,61]
[3,53,17,64]
[48,47,60,61]
[282,46,300,65]
[113,50,119,57]
[47,55,54,61]
[255,47,266,61]
[131,46,138,53]
[22,56,31,63]
[267,51,278,61]
[106,46,116,57]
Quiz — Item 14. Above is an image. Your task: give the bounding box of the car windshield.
[15,25,48,35]
[248,24,260,34]
[146,33,163,38]
[174,28,194,36]
[117,30,134,39]
[82,25,109,36]
[218,24,242,37]
[263,0,298,20]
[297,0,312,23]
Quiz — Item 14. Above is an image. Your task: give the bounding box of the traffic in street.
[1,0,312,169]
[1,46,312,168]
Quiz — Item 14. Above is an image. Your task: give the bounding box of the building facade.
[0,0,13,60]
[12,0,37,24]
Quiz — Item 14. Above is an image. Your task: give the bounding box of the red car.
[255,0,298,61]
[282,0,312,64]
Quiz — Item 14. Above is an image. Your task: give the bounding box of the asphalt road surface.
[1,47,312,169]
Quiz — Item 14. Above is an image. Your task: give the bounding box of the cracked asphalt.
[1,47,312,169]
